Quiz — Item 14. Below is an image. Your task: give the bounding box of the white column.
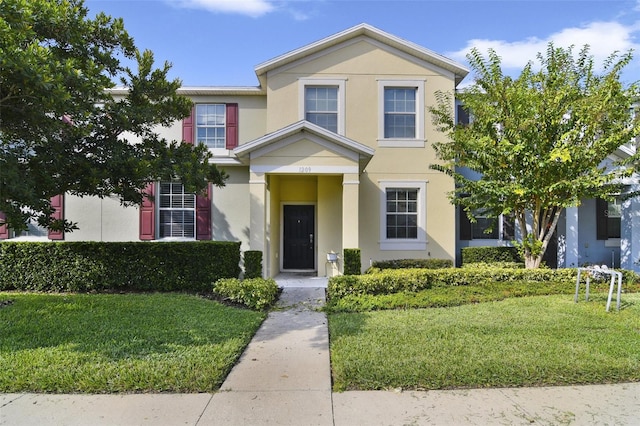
[342,174,360,251]
[249,172,267,275]
[621,184,640,272]
[563,206,579,268]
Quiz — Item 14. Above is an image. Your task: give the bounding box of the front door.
[283,204,315,270]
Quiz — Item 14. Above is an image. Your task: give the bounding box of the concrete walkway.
[2,275,640,425]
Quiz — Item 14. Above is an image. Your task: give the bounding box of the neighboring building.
[1,24,639,275]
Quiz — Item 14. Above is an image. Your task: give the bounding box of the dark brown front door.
[283,205,315,270]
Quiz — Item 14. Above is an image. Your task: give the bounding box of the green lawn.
[329,293,640,391]
[0,292,265,393]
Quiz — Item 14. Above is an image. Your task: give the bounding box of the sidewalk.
[2,276,640,425]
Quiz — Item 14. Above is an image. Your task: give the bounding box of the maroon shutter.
[226,103,238,149]
[183,107,194,143]
[196,184,212,240]
[182,109,212,240]
[48,195,64,240]
[139,183,155,240]
[0,212,9,239]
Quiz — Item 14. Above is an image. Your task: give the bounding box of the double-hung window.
[378,80,425,147]
[379,181,427,250]
[386,188,418,239]
[460,209,514,241]
[597,197,621,241]
[305,87,338,133]
[384,88,416,138]
[299,79,346,134]
[159,182,195,239]
[196,104,226,149]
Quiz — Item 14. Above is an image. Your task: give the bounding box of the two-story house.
[2,24,639,275]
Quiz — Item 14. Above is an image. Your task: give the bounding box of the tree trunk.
[524,254,542,269]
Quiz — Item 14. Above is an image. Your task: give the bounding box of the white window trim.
[377,79,425,147]
[195,103,228,155]
[379,180,427,250]
[157,181,196,241]
[298,78,346,135]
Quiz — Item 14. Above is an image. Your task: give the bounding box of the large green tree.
[430,44,639,268]
[0,0,225,233]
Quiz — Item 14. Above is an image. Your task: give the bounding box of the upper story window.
[384,88,416,138]
[196,104,226,149]
[377,80,425,147]
[305,87,338,133]
[379,180,427,250]
[159,182,195,239]
[299,78,346,135]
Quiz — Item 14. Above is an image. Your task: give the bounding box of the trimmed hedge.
[369,258,453,271]
[343,248,361,275]
[214,277,279,310]
[328,266,592,299]
[244,250,263,279]
[462,246,522,264]
[0,241,241,293]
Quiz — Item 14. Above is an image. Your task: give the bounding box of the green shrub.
[244,250,263,279]
[213,277,279,310]
[328,266,580,300]
[0,241,241,293]
[461,261,524,269]
[462,246,522,264]
[369,258,453,271]
[343,248,361,275]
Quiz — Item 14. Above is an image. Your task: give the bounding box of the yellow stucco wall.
[262,37,457,267]
[65,195,139,242]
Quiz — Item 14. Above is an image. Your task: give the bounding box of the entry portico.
[234,121,374,277]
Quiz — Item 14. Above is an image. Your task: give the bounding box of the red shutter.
[226,103,238,150]
[182,111,212,240]
[139,183,155,240]
[183,107,194,144]
[0,212,9,239]
[196,184,212,240]
[48,194,64,240]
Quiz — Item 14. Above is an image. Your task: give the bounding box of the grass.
[329,293,640,391]
[0,292,265,393]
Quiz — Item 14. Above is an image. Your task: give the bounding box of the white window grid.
[159,182,195,239]
[305,86,338,133]
[196,104,226,149]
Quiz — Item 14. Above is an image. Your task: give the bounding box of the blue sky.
[85,0,640,87]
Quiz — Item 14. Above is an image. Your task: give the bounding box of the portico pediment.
[233,120,374,173]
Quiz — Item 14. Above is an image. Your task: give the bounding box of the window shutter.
[226,103,238,149]
[48,194,64,240]
[596,198,608,240]
[183,107,194,143]
[196,184,212,240]
[459,207,472,240]
[139,183,155,240]
[0,212,9,239]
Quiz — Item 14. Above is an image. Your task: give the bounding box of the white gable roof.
[255,23,469,87]
[234,120,375,172]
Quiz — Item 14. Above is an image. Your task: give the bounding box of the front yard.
[0,292,265,393]
[329,293,640,391]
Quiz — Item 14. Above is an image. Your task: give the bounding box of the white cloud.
[447,21,640,72]
[169,0,275,18]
